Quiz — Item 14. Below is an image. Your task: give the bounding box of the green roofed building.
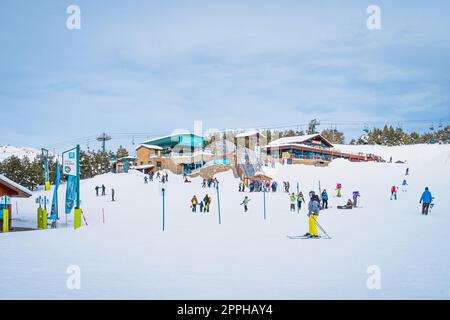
[135,132,210,174]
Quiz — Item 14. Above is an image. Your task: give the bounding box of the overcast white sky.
[1,0,449,151]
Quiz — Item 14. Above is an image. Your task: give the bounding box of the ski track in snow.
[1,144,450,299]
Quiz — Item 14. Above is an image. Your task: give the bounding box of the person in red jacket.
[390,185,398,200]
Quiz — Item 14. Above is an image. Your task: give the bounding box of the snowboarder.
[241,196,251,212]
[290,193,297,212]
[297,191,305,212]
[419,187,433,215]
[111,188,115,202]
[337,199,353,209]
[352,191,360,207]
[390,185,398,200]
[321,189,329,209]
[401,179,408,192]
[336,183,342,197]
[95,186,100,197]
[304,191,320,238]
[101,184,106,196]
[191,196,198,213]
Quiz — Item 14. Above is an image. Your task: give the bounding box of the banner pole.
[76,144,80,209]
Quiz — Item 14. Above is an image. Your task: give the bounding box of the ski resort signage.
[62,147,78,177]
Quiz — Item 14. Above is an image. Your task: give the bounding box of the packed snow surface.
[1,144,449,299]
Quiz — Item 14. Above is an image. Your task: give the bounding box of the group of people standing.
[202,177,218,188]
[95,184,115,201]
[144,171,169,184]
[191,194,212,213]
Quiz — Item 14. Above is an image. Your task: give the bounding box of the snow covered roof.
[265,133,333,148]
[0,174,32,198]
[235,130,266,138]
[135,144,163,151]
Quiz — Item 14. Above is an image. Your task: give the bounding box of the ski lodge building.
[134,132,212,174]
[0,174,32,232]
[262,133,382,162]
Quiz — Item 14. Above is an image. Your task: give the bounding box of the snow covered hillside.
[1,144,449,299]
[0,145,40,162]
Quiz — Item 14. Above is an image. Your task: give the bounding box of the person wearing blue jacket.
[321,189,329,209]
[419,187,433,215]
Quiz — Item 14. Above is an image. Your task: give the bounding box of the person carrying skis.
[321,189,329,209]
[297,191,305,212]
[191,196,198,213]
[352,191,360,207]
[95,185,100,197]
[289,193,297,212]
[304,191,320,238]
[241,196,251,212]
[419,187,433,215]
[390,185,397,200]
[401,179,408,192]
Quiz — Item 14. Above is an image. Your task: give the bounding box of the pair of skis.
[287,234,332,240]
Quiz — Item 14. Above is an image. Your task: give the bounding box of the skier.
[191,196,198,213]
[337,199,353,209]
[239,182,243,192]
[156,171,160,180]
[101,184,106,196]
[321,189,329,209]
[390,185,398,200]
[202,179,206,188]
[95,185,100,197]
[304,191,320,238]
[352,191,360,207]
[336,183,342,197]
[401,179,408,192]
[199,200,204,213]
[297,191,305,212]
[165,172,168,182]
[289,193,297,212]
[144,176,148,184]
[405,167,409,176]
[241,196,251,212]
[419,187,433,215]
[111,188,115,202]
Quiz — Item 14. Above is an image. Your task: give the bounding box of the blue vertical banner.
[65,175,78,214]
[50,160,60,220]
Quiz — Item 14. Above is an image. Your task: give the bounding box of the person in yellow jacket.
[191,196,198,213]
[304,191,321,238]
[289,193,297,212]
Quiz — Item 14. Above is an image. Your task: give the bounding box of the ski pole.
[314,216,331,239]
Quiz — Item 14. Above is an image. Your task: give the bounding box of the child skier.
[401,179,408,192]
[321,189,329,209]
[241,196,251,212]
[290,193,297,212]
[419,187,433,215]
[352,191,360,207]
[199,201,204,213]
[191,196,198,212]
[390,186,398,200]
[304,191,320,238]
